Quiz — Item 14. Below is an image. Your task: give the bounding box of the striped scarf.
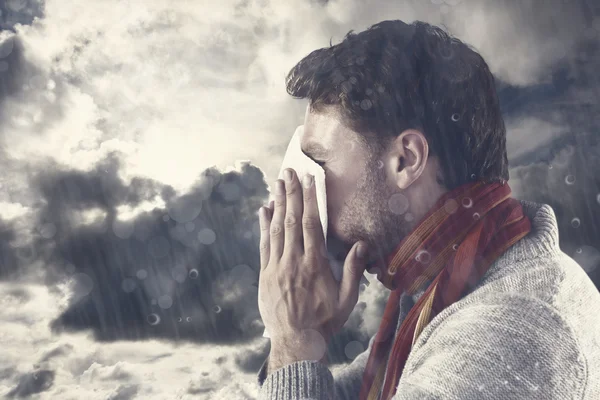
[359,181,532,400]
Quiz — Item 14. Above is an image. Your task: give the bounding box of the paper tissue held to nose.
[262,125,370,339]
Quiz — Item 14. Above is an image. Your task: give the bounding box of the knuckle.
[276,272,286,287]
[303,251,319,267]
[276,264,294,285]
[284,213,298,227]
[302,215,321,231]
[282,250,301,266]
[275,198,285,208]
[270,223,283,236]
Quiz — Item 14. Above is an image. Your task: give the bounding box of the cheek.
[320,174,337,227]
[324,173,358,230]
[324,180,341,228]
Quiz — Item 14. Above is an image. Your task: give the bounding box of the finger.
[302,174,326,260]
[283,169,304,253]
[338,242,368,314]
[270,179,286,260]
[259,206,272,271]
[269,200,274,212]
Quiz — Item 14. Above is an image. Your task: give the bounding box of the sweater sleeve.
[392,294,587,400]
[256,333,378,400]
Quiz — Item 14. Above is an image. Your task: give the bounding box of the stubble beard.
[337,157,413,270]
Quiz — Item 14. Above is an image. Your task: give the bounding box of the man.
[255,20,600,399]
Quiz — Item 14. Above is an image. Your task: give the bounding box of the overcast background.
[0,0,598,398]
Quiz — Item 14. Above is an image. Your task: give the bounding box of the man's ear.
[387,129,429,190]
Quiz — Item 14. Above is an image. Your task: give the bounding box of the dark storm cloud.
[0,0,44,32]
[6,370,55,398]
[0,33,25,103]
[498,23,600,163]
[0,21,56,110]
[29,155,270,344]
[18,151,371,367]
[495,7,600,288]
[510,134,600,287]
[33,153,160,220]
[0,218,19,278]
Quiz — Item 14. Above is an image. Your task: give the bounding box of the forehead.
[301,105,357,152]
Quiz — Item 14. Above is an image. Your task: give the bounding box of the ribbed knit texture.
[256,201,600,399]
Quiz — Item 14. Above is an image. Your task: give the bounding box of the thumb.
[338,241,368,314]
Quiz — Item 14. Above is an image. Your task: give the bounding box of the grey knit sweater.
[256,201,600,399]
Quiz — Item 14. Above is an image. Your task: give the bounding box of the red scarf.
[359,181,531,400]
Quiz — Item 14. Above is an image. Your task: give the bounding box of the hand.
[257,168,369,367]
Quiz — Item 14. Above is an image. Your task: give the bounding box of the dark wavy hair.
[285,20,508,190]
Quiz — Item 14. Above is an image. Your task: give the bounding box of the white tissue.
[262,125,370,339]
[268,125,329,242]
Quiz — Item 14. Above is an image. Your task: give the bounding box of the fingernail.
[275,180,285,195]
[302,174,313,189]
[357,243,367,258]
[284,169,293,182]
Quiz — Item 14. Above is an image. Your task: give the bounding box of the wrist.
[268,352,329,375]
[271,329,331,353]
[269,342,329,374]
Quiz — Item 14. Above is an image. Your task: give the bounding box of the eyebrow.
[301,142,329,162]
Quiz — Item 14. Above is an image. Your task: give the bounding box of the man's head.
[287,20,508,287]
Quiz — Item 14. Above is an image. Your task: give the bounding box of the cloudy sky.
[0,0,599,398]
